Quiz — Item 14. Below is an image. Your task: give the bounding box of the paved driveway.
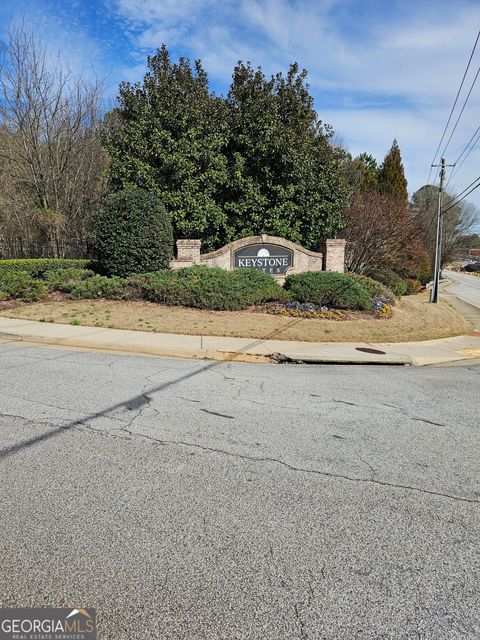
[444,269,480,309]
[0,343,479,639]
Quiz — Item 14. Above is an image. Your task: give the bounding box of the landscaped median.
[0,259,472,349]
[0,289,472,344]
[0,288,472,343]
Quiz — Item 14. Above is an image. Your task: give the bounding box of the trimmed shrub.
[131,265,287,311]
[0,271,47,301]
[284,272,372,310]
[45,268,96,292]
[347,273,396,305]
[67,275,130,299]
[366,269,408,297]
[92,189,173,277]
[0,259,91,278]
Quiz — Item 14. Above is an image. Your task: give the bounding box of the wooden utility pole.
[430,158,454,303]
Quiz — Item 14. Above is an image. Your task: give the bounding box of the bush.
[366,269,408,297]
[0,271,47,301]
[284,272,372,310]
[44,269,96,293]
[0,259,92,278]
[403,278,422,295]
[347,273,396,305]
[406,254,432,285]
[67,275,130,299]
[92,189,173,277]
[131,265,287,311]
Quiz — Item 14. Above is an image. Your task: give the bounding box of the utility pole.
[430,158,454,303]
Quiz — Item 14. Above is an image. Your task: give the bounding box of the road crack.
[71,425,480,505]
[201,409,235,419]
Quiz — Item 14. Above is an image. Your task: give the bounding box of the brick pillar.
[173,239,201,266]
[324,239,346,273]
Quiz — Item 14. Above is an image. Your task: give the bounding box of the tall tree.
[342,190,425,274]
[340,152,379,196]
[355,153,379,190]
[377,139,408,202]
[412,185,479,265]
[0,23,106,257]
[104,51,349,251]
[103,46,229,251]
[223,62,349,249]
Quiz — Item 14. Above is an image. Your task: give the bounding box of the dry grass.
[0,291,472,343]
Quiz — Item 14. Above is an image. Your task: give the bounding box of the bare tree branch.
[0,22,107,257]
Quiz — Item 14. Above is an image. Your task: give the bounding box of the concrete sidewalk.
[441,274,480,331]
[1,316,479,366]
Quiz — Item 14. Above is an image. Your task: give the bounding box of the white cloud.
[5,0,480,208]
[107,0,480,208]
[0,1,107,83]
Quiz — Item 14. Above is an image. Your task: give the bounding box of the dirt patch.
[0,291,472,342]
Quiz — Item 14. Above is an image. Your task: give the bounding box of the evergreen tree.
[223,62,349,249]
[102,46,229,251]
[377,139,408,202]
[355,153,378,190]
[103,48,349,251]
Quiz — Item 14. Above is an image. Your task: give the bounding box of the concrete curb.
[2,316,480,366]
[0,330,413,365]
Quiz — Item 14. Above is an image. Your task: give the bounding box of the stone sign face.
[171,235,346,279]
[233,243,293,275]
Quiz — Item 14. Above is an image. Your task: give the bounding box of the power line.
[439,65,480,159]
[443,174,480,206]
[451,122,480,165]
[427,29,480,184]
[443,180,480,213]
[445,123,480,188]
[443,175,480,213]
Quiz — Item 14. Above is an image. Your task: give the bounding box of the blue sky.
[2,0,480,214]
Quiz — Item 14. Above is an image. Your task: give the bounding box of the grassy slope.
[0,291,472,343]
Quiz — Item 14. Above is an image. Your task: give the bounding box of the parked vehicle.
[464,262,480,272]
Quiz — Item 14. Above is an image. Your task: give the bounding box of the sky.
[1,0,480,216]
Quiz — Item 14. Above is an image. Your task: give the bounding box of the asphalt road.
[444,269,480,309]
[0,342,479,639]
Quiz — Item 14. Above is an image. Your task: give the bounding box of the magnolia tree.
[103,47,349,252]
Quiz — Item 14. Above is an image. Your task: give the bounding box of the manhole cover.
[355,347,386,355]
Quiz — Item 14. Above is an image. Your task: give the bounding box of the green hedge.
[0,259,91,278]
[1,264,391,312]
[131,266,288,311]
[43,269,97,294]
[284,272,372,310]
[366,269,408,297]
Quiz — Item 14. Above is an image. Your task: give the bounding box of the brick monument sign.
[170,234,346,281]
